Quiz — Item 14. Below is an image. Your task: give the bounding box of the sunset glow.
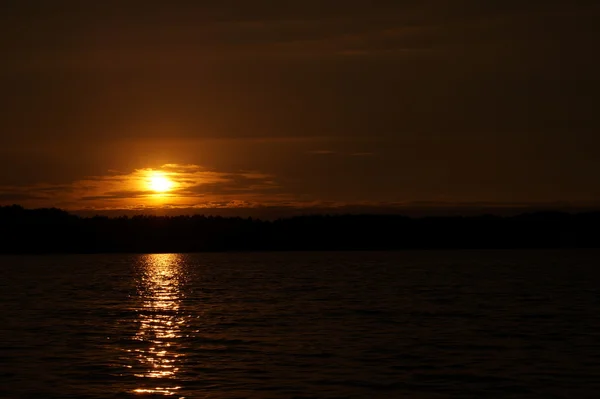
[148,173,174,193]
[0,2,596,214]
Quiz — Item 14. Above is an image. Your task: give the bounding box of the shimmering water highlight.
[1,251,600,398]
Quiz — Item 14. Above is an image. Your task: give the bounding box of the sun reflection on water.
[131,253,187,397]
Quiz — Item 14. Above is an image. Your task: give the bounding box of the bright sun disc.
[148,174,173,192]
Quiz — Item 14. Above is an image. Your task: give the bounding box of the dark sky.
[1,1,599,213]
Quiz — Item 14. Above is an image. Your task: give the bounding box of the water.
[1,251,600,398]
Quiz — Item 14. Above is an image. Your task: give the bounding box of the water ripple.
[1,250,600,398]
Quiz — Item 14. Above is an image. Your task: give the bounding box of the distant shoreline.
[0,205,598,254]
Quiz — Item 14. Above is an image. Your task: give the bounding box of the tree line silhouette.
[0,205,599,253]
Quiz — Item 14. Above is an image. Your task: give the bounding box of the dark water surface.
[1,251,600,398]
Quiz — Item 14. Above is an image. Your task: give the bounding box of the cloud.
[80,190,151,201]
[2,1,597,73]
[308,150,376,157]
[0,2,442,71]
[0,164,285,210]
[68,199,600,220]
[0,183,76,202]
[0,192,46,202]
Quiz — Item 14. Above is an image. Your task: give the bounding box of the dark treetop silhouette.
[0,205,598,254]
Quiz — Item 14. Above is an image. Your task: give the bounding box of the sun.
[148,173,174,193]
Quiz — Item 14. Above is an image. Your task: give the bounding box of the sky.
[0,1,599,215]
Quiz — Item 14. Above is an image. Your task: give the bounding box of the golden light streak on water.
[132,253,187,397]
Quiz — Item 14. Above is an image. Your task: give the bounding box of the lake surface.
[1,251,600,398]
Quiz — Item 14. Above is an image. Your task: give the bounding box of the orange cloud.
[0,164,284,210]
